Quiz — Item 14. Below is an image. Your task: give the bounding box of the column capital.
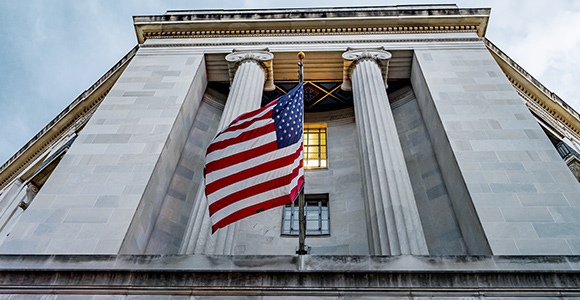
[226,49,275,91]
[341,48,392,91]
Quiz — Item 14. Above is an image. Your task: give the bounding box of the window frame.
[303,123,328,170]
[281,194,330,236]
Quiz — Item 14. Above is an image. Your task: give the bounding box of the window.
[304,123,327,169]
[282,194,329,236]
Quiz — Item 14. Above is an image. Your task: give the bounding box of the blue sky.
[1,1,579,165]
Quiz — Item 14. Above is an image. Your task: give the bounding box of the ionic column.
[219,50,275,127]
[342,49,428,255]
[181,50,274,255]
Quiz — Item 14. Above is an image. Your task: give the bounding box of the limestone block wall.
[231,117,370,255]
[412,46,580,255]
[391,86,467,255]
[144,96,223,254]
[0,49,207,254]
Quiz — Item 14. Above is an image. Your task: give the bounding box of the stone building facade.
[0,5,580,299]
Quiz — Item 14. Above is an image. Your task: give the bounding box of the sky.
[0,1,579,166]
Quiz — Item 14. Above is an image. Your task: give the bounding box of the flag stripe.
[204,83,303,232]
[208,156,298,204]
[219,109,273,137]
[205,141,278,174]
[210,177,303,233]
[210,162,303,225]
[206,143,303,196]
[206,141,299,183]
[222,101,276,132]
[212,118,272,145]
[209,155,302,218]
[207,122,275,154]
[206,130,277,165]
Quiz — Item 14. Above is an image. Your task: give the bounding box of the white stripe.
[206,141,300,185]
[212,118,273,144]
[207,148,301,204]
[209,149,302,216]
[210,155,303,225]
[219,104,275,135]
[206,130,277,164]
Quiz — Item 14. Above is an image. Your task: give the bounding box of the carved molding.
[140,37,483,49]
[341,48,392,91]
[141,25,479,41]
[225,50,275,91]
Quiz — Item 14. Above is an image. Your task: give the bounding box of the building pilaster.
[183,50,274,255]
[343,49,428,255]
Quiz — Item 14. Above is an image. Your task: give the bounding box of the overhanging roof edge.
[133,6,490,43]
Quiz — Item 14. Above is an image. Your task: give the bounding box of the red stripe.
[207,123,275,155]
[211,193,293,233]
[289,175,305,203]
[205,141,278,174]
[219,111,272,136]
[226,100,277,128]
[205,145,303,195]
[208,161,303,215]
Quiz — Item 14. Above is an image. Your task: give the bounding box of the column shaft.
[182,52,271,254]
[349,55,429,255]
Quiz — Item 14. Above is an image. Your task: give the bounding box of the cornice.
[0,46,139,191]
[485,39,580,142]
[134,6,490,43]
[139,26,481,42]
[139,37,483,48]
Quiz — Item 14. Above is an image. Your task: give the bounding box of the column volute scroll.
[226,49,275,92]
[341,48,391,91]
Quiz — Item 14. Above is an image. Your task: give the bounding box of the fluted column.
[181,50,274,255]
[219,50,275,127]
[342,49,428,255]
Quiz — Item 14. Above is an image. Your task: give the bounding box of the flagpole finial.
[297,52,305,82]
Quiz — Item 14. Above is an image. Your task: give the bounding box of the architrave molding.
[140,25,480,42]
[138,37,483,49]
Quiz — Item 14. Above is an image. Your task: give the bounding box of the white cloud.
[503,8,580,109]
[507,11,580,75]
[0,1,579,165]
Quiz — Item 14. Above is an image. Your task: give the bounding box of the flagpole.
[297,51,308,255]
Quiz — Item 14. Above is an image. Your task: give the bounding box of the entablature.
[133,5,490,43]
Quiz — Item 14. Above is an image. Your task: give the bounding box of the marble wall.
[0,49,207,254]
[412,47,580,255]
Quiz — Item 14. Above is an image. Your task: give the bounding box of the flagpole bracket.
[296,246,310,255]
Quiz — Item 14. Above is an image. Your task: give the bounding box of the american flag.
[204,83,304,233]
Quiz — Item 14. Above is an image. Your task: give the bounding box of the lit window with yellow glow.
[304,124,327,169]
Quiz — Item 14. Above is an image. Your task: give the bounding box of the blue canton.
[273,83,304,149]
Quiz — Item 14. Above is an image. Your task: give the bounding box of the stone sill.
[1,254,580,272]
[1,255,580,296]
